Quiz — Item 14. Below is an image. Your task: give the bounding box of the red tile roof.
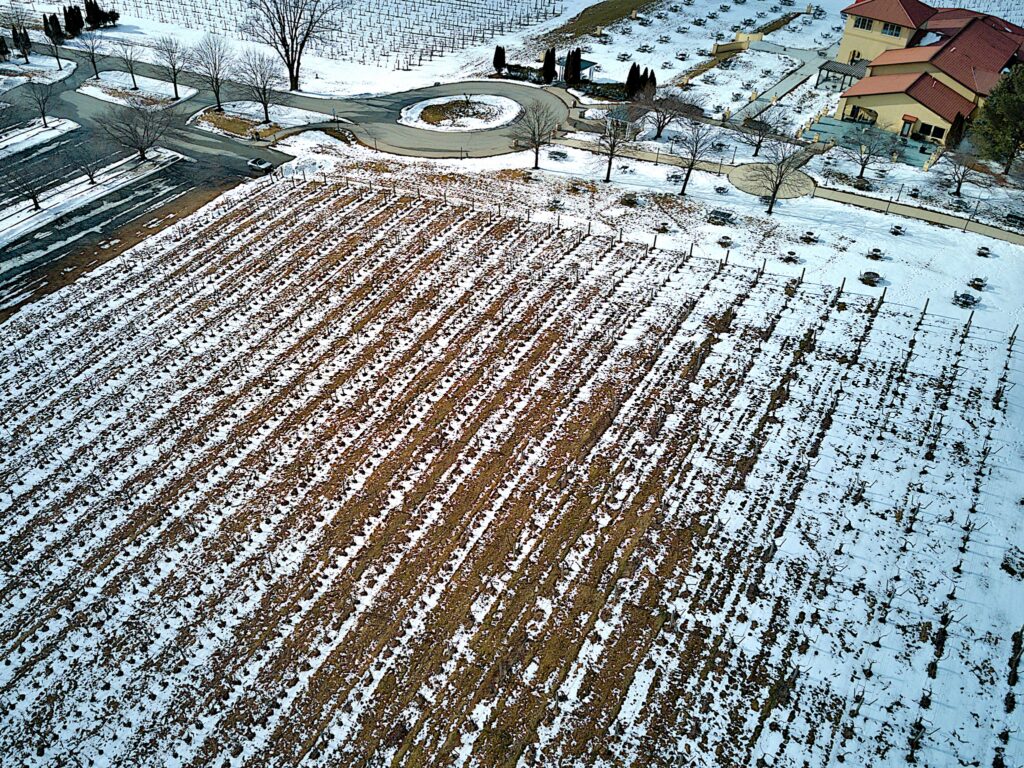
[841,0,936,28]
[905,72,976,121]
[868,16,1022,96]
[869,44,941,66]
[843,72,924,96]
[842,72,976,122]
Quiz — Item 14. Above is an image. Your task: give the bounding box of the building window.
[853,16,873,30]
[916,123,947,141]
[882,22,902,36]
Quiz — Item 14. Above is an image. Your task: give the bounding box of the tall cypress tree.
[542,47,555,84]
[49,13,64,41]
[625,63,638,98]
[493,44,505,75]
[638,67,649,97]
[85,0,100,28]
[0,37,9,62]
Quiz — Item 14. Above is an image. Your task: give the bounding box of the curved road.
[15,43,571,164]
[0,44,572,305]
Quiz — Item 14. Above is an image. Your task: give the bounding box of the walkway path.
[730,40,838,121]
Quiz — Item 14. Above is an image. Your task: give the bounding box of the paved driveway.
[0,44,570,294]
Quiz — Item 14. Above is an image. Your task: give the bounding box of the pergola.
[816,60,868,90]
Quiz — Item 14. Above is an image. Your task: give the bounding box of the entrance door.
[900,120,913,137]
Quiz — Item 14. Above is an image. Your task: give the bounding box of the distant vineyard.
[19,0,563,68]
[932,0,1023,24]
[0,175,1020,767]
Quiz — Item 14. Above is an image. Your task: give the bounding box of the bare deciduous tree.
[190,34,235,111]
[674,118,719,196]
[235,48,282,124]
[0,155,53,211]
[634,91,698,139]
[67,145,109,184]
[96,99,174,160]
[112,40,141,90]
[839,128,898,180]
[244,0,343,91]
[76,31,106,78]
[598,116,638,183]
[944,151,982,196]
[748,141,807,215]
[152,35,189,100]
[733,108,784,158]
[22,83,55,128]
[511,101,559,170]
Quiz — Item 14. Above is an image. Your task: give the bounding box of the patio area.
[805,116,937,168]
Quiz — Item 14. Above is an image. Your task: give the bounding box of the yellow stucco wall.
[835,94,961,144]
[866,62,981,103]
[837,13,914,63]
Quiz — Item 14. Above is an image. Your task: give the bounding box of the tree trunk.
[172,78,179,100]
[289,63,300,92]
[858,162,867,179]
[955,175,964,196]
[130,70,138,89]
[533,145,540,170]
[41,115,48,128]
[767,192,777,215]
[605,152,613,182]
[679,165,694,196]
[53,44,62,70]
[753,139,761,157]
[263,100,270,123]
[91,60,99,77]
[1003,147,1018,175]
[139,148,147,161]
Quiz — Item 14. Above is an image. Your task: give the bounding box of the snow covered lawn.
[398,95,522,131]
[806,148,1024,231]
[682,49,799,115]
[76,71,197,109]
[189,101,334,139]
[0,148,183,251]
[0,118,79,159]
[0,55,76,95]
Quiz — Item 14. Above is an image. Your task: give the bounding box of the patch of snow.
[76,71,197,109]
[0,54,76,95]
[0,118,80,159]
[397,95,522,132]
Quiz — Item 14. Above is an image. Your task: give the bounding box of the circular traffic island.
[398,95,522,132]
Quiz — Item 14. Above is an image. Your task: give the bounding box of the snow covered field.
[0,54,76,95]
[0,134,1021,767]
[76,71,197,109]
[27,0,834,97]
[398,95,522,132]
